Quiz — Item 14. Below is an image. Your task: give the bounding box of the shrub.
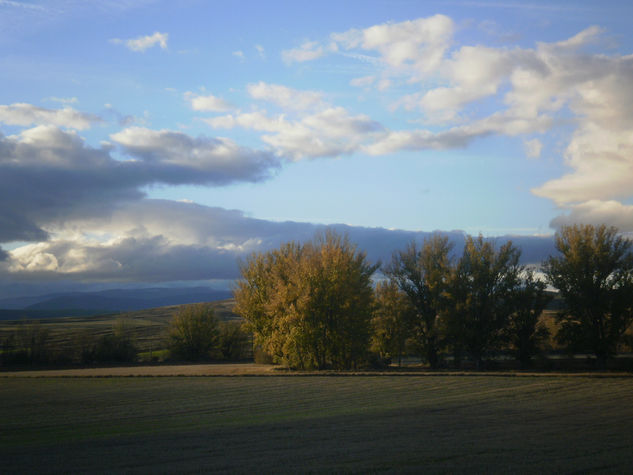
[168,303,220,361]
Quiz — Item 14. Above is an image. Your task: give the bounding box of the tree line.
[235,224,633,370]
[2,223,631,371]
[0,304,251,367]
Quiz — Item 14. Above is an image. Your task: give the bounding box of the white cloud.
[0,103,100,130]
[523,138,543,158]
[255,44,265,59]
[365,111,553,155]
[184,91,233,112]
[246,82,325,111]
[530,52,633,206]
[111,31,168,52]
[550,200,633,233]
[0,0,46,11]
[331,14,454,75]
[281,41,324,64]
[233,50,245,61]
[206,107,384,160]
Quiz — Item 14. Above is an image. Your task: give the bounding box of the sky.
[0,0,631,297]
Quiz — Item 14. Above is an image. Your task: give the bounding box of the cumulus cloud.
[0,103,101,130]
[110,127,279,183]
[531,53,633,207]
[184,91,233,112]
[111,31,168,52]
[300,17,633,232]
[206,107,384,160]
[550,200,633,233]
[331,14,454,76]
[365,111,553,155]
[0,125,279,243]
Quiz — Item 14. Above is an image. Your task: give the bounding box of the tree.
[544,224,633,366]
[217,321,251,361]
[13,320,51,365]
[505,269,551,368]
[386,234,453,368]
[371,280,414,366]
[168,303,220,361]
[447,235,522,368]
[234,231,377,370]
[91,319,138,363]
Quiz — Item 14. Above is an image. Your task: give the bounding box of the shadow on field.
[3,376,633,474]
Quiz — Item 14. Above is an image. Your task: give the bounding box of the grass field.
[2,374,633,473]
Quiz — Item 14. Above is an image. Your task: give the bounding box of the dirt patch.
[0,363,277,377]
[2,363,632,378]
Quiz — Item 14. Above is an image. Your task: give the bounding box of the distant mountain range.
[0,287,233,320]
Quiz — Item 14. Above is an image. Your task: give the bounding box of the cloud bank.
[2,13,633,296]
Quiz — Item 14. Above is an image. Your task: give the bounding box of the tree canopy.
[544,224,633,364]
[168,303,220,361]
[446,235,522,367]
[386,234,452,368]
[234,231,377,369]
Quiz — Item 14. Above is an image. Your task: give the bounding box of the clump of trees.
[236,224,632,370]
[167,303,251,361]
[0,321,51,365]
[544,224,633,366]
[168,303,220,361]
[0,318,139,366]
[505,270,551,368]
[234,231,376,369]
[87,319,138,363]
[371,281,413,366]
[386,235,452,368]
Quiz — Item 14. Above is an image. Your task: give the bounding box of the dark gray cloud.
[2,198,556,297]
[110,127,279,185]
[0,122,555,299]
[0,125,279,243]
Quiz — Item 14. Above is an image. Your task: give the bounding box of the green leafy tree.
[234,231,377,370]
[91,319,138,363]
[371,280,414,366]
[13,321,51,364]
[386,234,453,368]
[447,235,522,368]
[506,269,551,368]
[218,321,251,361]
[544,224,633,366]
[168,303,220,361]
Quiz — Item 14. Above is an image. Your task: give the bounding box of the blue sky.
[0,0,631,295]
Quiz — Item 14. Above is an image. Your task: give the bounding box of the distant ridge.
[0,287,232,319]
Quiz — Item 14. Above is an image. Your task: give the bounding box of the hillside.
[0,287,232,319]
[0,298,239,357]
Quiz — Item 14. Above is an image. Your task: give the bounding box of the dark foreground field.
[2,374,633,474]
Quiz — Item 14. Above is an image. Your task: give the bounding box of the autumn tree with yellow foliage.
[234,231,377,369]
